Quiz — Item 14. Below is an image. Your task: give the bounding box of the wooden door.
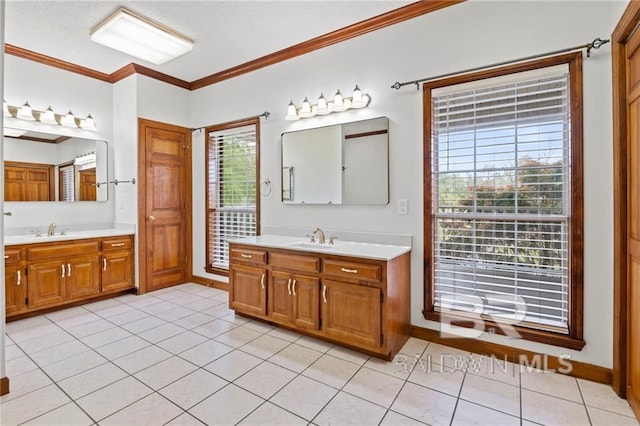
[291,274,320,331]
[626,26,640,417]
[102,251,134,293]
[4,165,27,201]
[78,168,97,201]
[26,167,53,201]
[229,264,266,315]
[269,270,292,324]
[28,260,65,309]
[139,119,192,293]
[5,265,26,315]
[321,280,381,351]
[65,255,101,300]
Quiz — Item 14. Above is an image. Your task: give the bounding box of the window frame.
[423,52,585,350]
[205,116,261,276]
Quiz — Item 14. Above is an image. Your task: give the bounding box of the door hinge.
[381,334,384,344]
[25,297,29,305]
[24,267,28,276]
[380,293,384,303]
[319,318,322,328]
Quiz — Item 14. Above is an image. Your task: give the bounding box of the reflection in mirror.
[3,128,108,202]
[281,116,389,205]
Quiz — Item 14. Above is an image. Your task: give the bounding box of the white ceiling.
[5,0,412,83]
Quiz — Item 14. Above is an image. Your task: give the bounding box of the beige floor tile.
[41,349,107,381]
[270,376,338,420]
[295,335,334,353]
[452,399,520,425]
[105,308,150,326]
[460,373,520,416]
[134,356,198,390]
[268,343,323,373]
[192,318,238,338]
[213,326,263,348]
[0,368,53,403]
[5,343,25,361]
[155,306,197,322]
[157,330,208,354]
[66,319,117,338]
[189,384,263,425]
[95,335,151,360]
[159,369,228,410]
[121,316,167,334]
[112,345,172,374]
[240,334,290,359]
[408,361,465,396]
[302,354,361,389]
[423,342,471,370]
[178,339,234,366]
[6,354,40,377]
[521,389,590,425]
[100,393,183,426]
[239,402,307,425]
[22,402,93,426]
[30,339,90,367]
[267,327,303,342]
[314,391,387,425]
[138,323,186,343]
[578,378,638,417]
[76,376,152,421]
[164,413,206,426]
[381,411,428,425]
[57,362,128,399]
[391,382,457,426]
[172,312,216,329]
[204,349,263,381]
[465,355,520,387]
[18,329,76,354]
[343,367,405,408]
[520,369,582,403]
[587,405,640,426]
[235,361,297,399]
[326,345,370,366]
[241,319,277,334]
[0,384,71,425]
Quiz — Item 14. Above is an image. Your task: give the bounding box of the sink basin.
[287,242,334,250]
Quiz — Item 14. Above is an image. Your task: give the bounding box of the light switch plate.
[398,199,408,215]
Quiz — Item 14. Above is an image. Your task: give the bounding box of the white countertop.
[4,228,134,246]
[229,234,411,261]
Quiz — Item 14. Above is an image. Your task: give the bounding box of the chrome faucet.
[313,227,326,244]
[47,223,56,237]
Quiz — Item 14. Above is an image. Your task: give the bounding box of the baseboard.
[411,325,612,385]
[1,377,9,396]
[192,275,228,291]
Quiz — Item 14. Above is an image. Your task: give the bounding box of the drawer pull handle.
[292,280,297,296]
[241,254,252,258]
[17,270,21,286]
[4,255,8,259]
[67,263,71,277]
[261,274,265,290]
[61,264,66,278]
[287,278,292,295]
[103,258,107,271]
[341,268,358,274]
[111,243,125,247]
[322,284,327,303]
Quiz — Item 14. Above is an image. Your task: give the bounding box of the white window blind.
[431,65,571,333]
[60,165,75,202]
[207,125,257,270]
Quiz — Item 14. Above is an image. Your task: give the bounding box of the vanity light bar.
[285,85,371,121]
[3,100,97,130]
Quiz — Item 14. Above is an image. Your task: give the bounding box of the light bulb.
[83,113,97,130]
[316,93,329,115]
[17,101,36,121]
[61,110,77,128]
[351,85,367,108]
[299,97,313,118]
[332,90,345,112]
[40,106,58,125]
[285,100,299,121]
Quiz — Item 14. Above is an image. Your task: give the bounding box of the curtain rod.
[390,37,610,91]
[191,110,271,132]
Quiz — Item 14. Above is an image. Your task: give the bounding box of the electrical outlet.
[398,199,408,215]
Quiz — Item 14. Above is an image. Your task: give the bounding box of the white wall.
[1,0,7,384]
[3,56,114,229]
[190,1,618,368]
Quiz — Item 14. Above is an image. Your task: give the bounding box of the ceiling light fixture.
[17,101,36,121]
[90,7,194,65]
[61,110,77,128]
[40,106,58,125]
[285,85,371,121]
[3,100,98,130]
[3,100,12,117]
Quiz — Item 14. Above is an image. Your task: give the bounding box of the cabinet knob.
[148,215,156,222]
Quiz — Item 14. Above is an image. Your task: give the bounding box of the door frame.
[137,118,193,294]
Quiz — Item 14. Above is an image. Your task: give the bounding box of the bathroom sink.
[287,242,334,250]
[30,233,82,240]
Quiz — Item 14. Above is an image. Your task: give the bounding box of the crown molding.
[4,0,465,91]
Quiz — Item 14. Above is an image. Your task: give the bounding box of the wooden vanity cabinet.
[229,242,411,360]
[4,247,26,316]
[5,235,135,319]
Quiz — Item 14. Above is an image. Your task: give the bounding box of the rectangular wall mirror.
[281,116,389,205]
[3,128,108,202]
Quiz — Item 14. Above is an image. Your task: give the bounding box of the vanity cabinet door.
[269,270,293,324]
[229,264,267,316]
[291,275,320,331]
[102,251,134,293]
[66,255,101,300]
[5,264,26,315]
[320,280,382,351]
[28,260,65,309]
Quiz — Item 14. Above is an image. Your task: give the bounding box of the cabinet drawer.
[230,246,267,265]
[270,251,320,274]
[323,259,382,282]
[102,237,133,252]
[27,241,100,261]
[4,248,22,265]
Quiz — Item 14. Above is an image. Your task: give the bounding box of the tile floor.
[1,283,638,426]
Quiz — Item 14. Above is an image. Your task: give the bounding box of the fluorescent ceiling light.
[90,7,193,65]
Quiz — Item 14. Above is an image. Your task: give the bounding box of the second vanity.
[4,228,135,319]
[229,234,411,360]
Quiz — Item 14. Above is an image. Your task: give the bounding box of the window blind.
[60,165,75,202]
[431,65,571,333]
[207,125,257,270]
